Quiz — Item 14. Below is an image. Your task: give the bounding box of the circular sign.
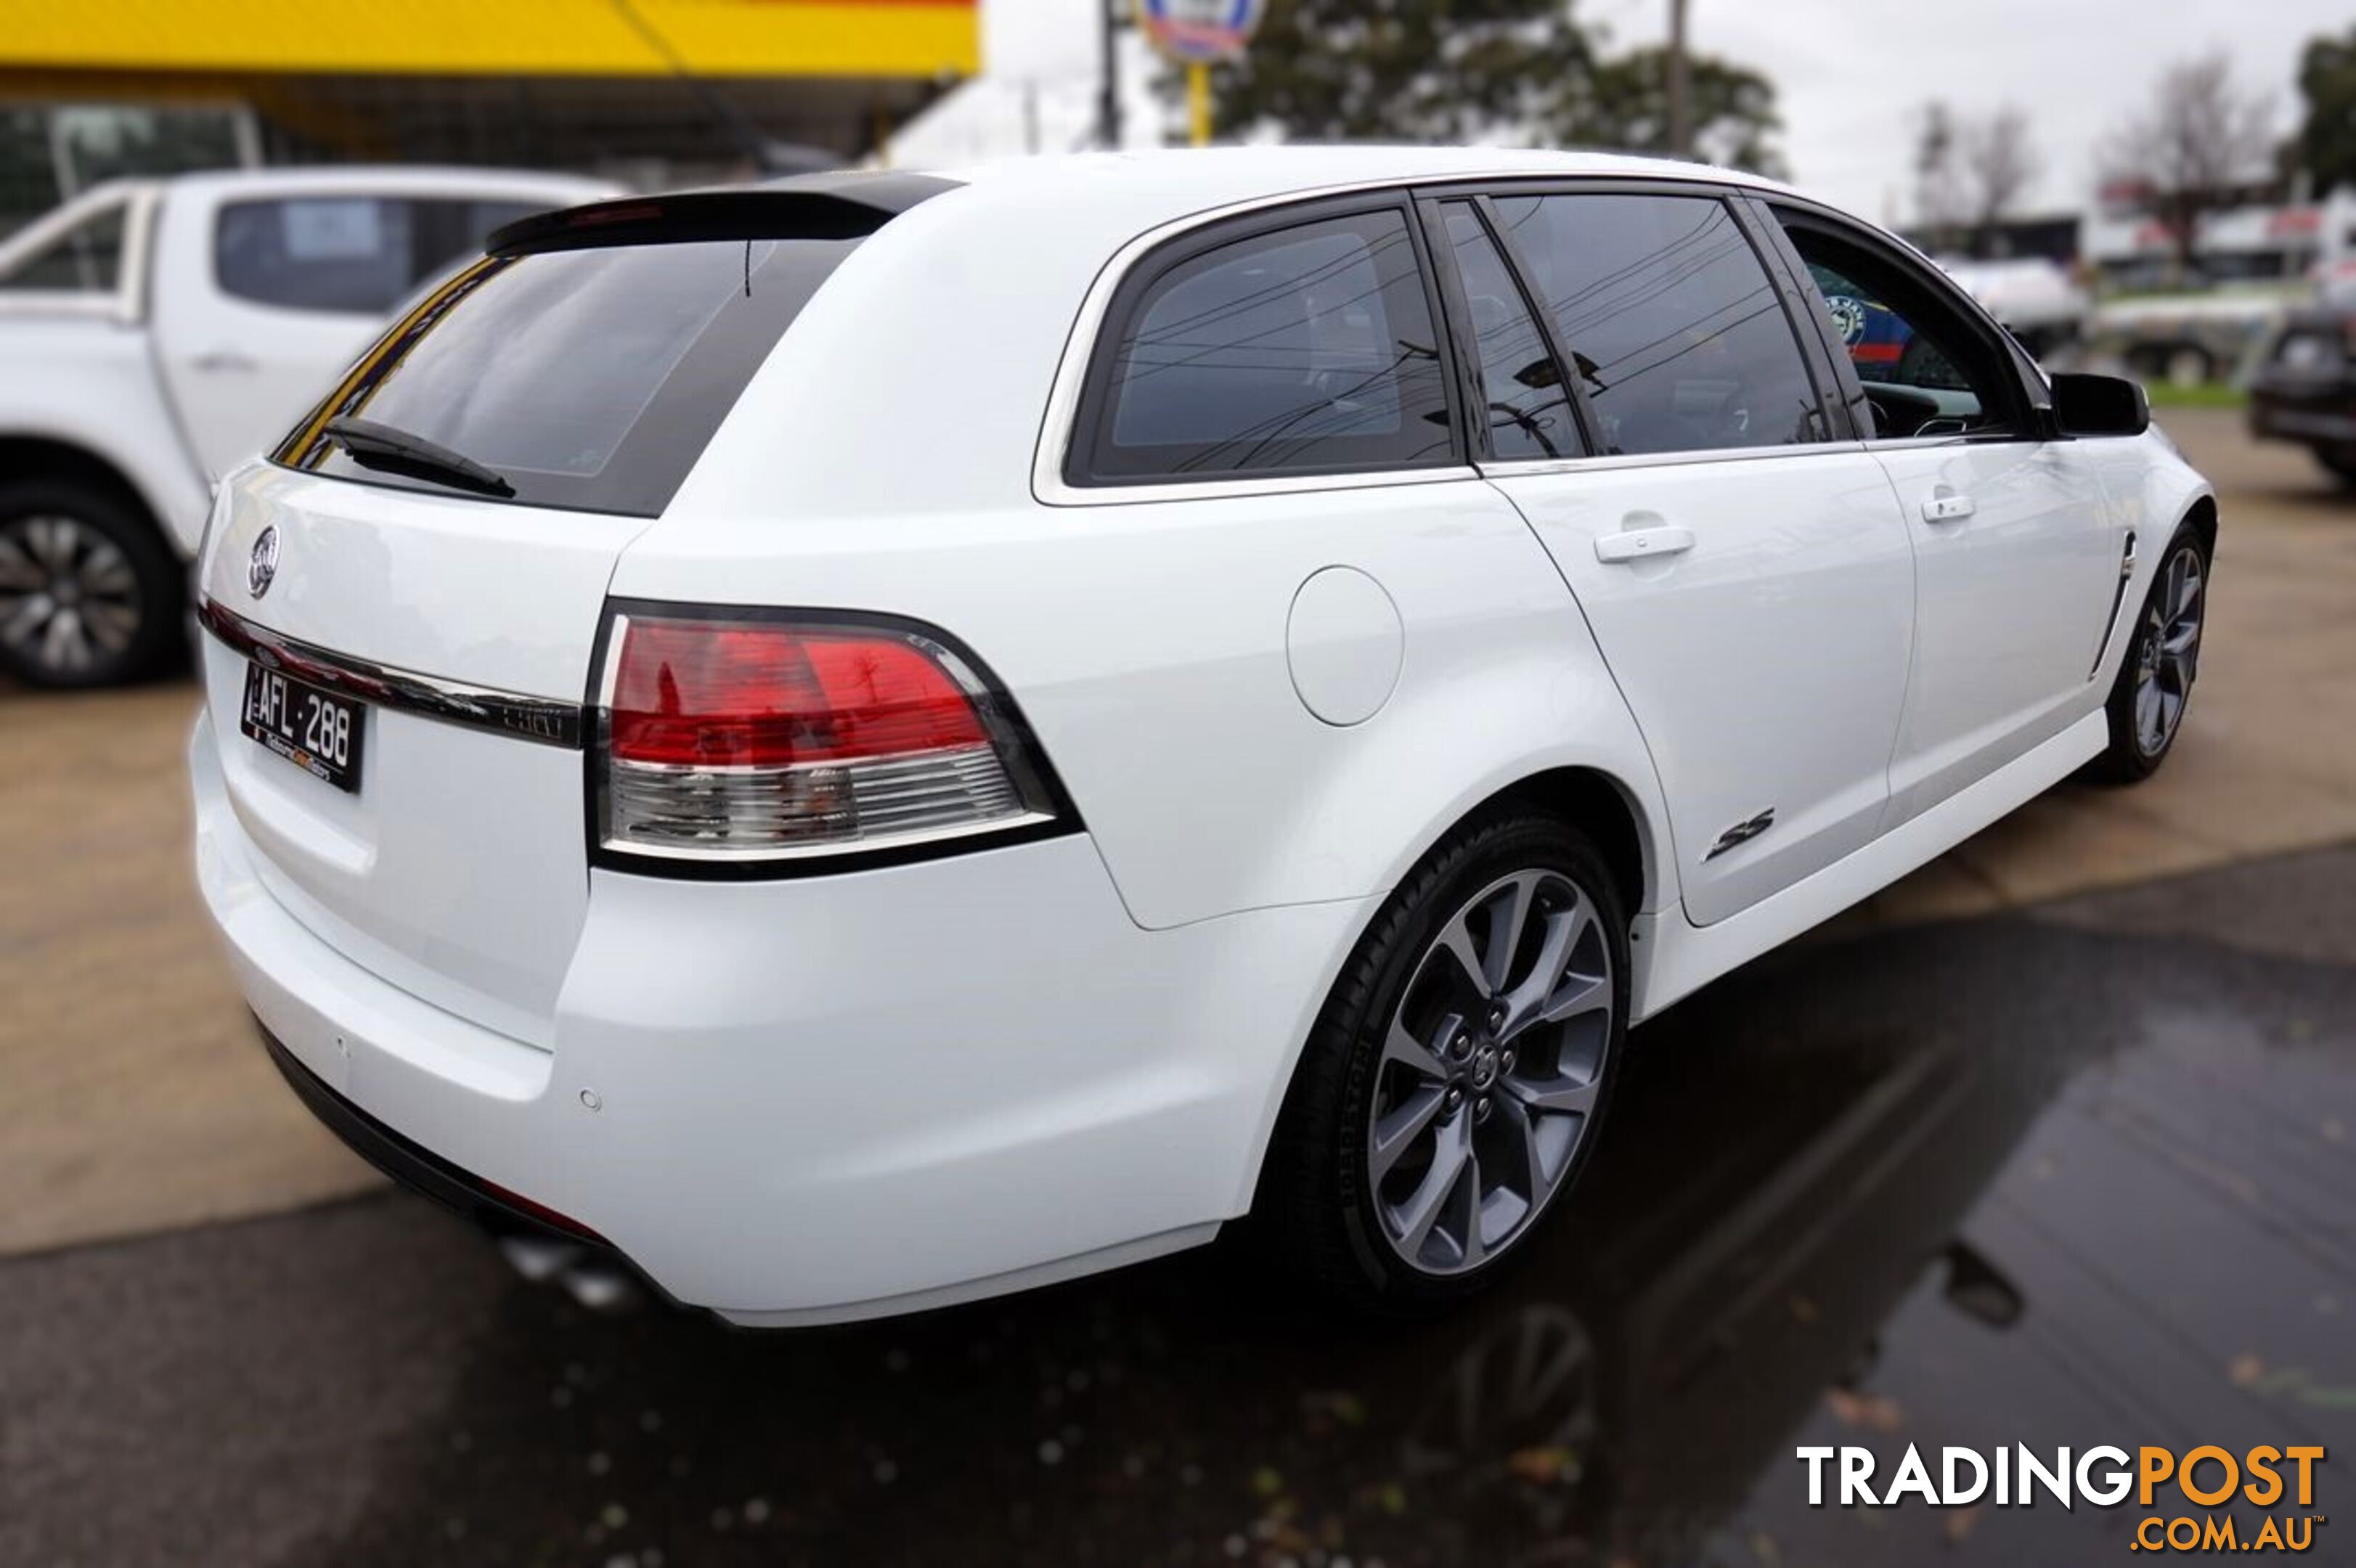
[1138,0,1265,64]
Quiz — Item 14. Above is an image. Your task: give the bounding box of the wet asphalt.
[4,846,2352,1568]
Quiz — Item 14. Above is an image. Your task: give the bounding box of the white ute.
[0,166,611,686]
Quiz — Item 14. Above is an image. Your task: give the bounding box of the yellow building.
[0,0,980,229]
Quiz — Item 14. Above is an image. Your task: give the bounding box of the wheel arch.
[1227,756,1663,1223]
[0,434,177,551]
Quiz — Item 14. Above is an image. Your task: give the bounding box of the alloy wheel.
[1366,868,1613,1275]
[0,515,145,677]
[2132,543,2204,757]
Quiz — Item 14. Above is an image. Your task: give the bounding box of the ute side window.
[216,197,555,317]
[1490,192,1827,457]
[1075,206,1458,483]
[1776,216,2030,441]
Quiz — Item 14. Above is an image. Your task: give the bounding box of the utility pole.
[1666,0,1692,160]
[1098,0,1125,151]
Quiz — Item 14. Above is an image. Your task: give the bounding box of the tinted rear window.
[275,237,856,518]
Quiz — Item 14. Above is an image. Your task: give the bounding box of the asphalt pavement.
[4,846,2351,1567]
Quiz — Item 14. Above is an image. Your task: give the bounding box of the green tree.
[1178,1,1782,179]
[1193,0,1595,143]
[2291,27,2356,194]
[1542,45,1785,176]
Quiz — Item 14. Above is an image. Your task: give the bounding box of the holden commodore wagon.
[189,148,2214,1323]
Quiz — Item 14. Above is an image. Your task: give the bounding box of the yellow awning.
[0,0,979,82]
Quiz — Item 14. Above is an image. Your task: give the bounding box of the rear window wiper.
[322,416,515,499]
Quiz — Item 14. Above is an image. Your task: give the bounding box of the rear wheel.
[1254,810,1628,1313]
[2315,448,2356,486]
[2087,524,2208,783]
[0,480,182,688]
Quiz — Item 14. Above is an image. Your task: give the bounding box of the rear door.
[1763,203,2122,826]
[197,220,871,1044]
[154,187,558,478]
[1448,188,1916,926]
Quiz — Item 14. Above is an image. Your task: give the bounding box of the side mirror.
[2050,372,2150,437]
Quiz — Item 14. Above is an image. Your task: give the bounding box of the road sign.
[1137,0,1265,63]
[1138,0,1263,145]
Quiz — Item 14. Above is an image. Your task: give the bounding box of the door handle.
[1594,526,1695,564]
[1920,492,1976,523]
[189,348,258,373]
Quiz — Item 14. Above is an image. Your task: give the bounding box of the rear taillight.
[592,607,1065,867]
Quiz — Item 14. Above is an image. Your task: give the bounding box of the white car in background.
[0,166,612,686]
[189,150,2214,1325]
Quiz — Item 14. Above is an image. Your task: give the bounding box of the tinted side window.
[215,197,564,315]
[1083,208,1455,481]
[217,197,415,314]
[1493,193,1824,457]
[1436,203,1576,460]
[1782,226,2022,441]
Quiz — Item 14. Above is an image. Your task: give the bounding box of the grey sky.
[974,0,2349,220]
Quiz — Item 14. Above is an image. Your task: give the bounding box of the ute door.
[152,187,549,478]
[1440,190,1915,926]
[1766,204,2122,826]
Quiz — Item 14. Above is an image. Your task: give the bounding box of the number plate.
[240,661,365,793]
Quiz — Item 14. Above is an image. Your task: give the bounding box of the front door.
[1769,209,2124,825]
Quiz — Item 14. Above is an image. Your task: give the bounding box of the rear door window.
[1075,206,1457,483]
[1433,201,1577,461]
[275,236,857,518]
[1491,192,1827,457]
[216,196,561,316]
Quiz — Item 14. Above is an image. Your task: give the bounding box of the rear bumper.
[192,711,1369,1323]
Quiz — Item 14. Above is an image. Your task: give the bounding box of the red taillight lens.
[595,611,1057,864]
[610,621,987,767]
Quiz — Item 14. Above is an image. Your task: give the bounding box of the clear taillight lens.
[594,608,1063,867]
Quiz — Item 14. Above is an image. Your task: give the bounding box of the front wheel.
[2087,524,2209,783]
[2315,448,2356,487]
[1252,810,1628,1313]
[0,480,183,688]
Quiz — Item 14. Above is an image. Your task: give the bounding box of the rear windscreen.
[274,236,860,518]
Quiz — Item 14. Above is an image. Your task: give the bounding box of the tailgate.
[196,465,640,1047]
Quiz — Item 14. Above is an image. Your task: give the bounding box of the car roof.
[930,144,1796,213]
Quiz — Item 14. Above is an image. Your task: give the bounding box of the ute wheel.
[0,479,182,689]
[2315,448,2356,487]
[1252,809,1627,1314]
[2087,523,2208,784]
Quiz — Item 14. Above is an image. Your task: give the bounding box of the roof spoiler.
[488,172,960,256]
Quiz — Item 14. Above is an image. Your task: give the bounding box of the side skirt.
[1627,709,2107,1021]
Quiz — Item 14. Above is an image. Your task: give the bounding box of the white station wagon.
[189,149,2214,1323]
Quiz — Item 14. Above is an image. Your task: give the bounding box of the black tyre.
[1252,809,1628,1314]
[2315,448,2356,487]
[0,478,182,688]
[2086,523,2208,784]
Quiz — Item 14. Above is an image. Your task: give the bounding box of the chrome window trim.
[1030,167,1759,508]
[198,596,584,750]
[1477,439,1870,481]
